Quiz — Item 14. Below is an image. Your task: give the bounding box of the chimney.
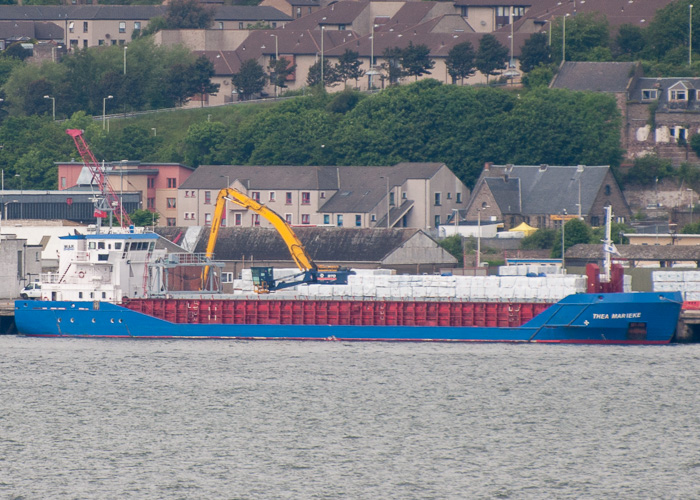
[484,162,493,171]
[539,164,548,171]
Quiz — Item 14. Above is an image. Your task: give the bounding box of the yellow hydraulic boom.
[201,188,349,290]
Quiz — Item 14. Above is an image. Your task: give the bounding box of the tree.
[520,228,556,250]
[130,209,160,227]
[268,57,296,91]
[438,234,463,265]
[445,41,476,84]
[400,42,435,80]
[335,49,364,87]
[475,34,508,82]
[645,0,699,60]
[165,0,215,29]
[615,24,646,58]
[190,55,220,106]
[3,42,32,61]
[551,218,592,258]
[522,64,554,89]
[306,58,339,88]
[550,12,610,63]
[624,155,673,185]
[381,47,405,85]
[233,59,266,100]
[519,33,551,73]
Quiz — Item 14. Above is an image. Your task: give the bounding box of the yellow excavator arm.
[202,188,319,288]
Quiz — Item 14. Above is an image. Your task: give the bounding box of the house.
[0,233,42,298]
[626,77,700,165]
[172,226,459,285]
[0,5,290,51]
[176,163,469,231]
[550,61,640,151]
[452,0,528,33]
[465,163,631,230]
[260,0,322,20]
[56,160,195,227]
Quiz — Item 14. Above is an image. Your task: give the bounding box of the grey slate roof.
[550,62,636,93]
[190,226,423,262]
[567,244,700,261]
[179,165,341,191]
[319,163,445,214]
[0,5,290,22]
[472,165,610,216]
[628,77,700,111]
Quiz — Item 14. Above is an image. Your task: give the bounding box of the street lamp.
[476,205,489,268]
[270,34,279,97]
[124,45,128,75]
[102,95,113,130]
[688,188,694,224]
[369,22,376,89]
[43,95,55,121]
[380,175,390,228]
[320,26,325,89]
[15,173,22,220]
[561,209,567,267]
[562,13,570,62]
[691,4,694,67]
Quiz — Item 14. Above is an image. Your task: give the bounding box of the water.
[1,337,699,499]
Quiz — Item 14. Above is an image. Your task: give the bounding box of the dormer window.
[670,89,687,101]
[642,89,658,100]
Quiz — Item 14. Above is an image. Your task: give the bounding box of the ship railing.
[165,253,211,265]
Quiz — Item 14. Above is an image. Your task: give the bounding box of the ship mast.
[603,205,612,283]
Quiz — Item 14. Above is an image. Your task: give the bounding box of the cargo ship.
[14,229,683,344]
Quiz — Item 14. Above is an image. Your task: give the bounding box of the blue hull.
[15,292,682,344]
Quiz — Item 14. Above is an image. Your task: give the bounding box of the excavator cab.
[251,267,274,294]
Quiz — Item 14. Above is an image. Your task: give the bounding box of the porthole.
[110,318,115,323]
[57,318,62,323]
[118,319,123,324]
[70,318,75,323]
[92,318,96,323]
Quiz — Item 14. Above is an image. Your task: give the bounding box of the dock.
[0,300,17,335]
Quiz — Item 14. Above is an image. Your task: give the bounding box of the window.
[605,185,611,196]
[642,89,658,100]
[167,178,177,188]
[167,198,176,208]
[495,6,509,28]
[235,213,242,226]
[147,198,155,209]
[402,192,407,200]
[286,192,292,204]
[355,215,362,227]
[204,213,212,226]
[301,214,310,224]
[296,7,301,17]
[456,192,462,204]
[670,89,687,101]
[251,191,260,202]
[337,215,343,227]
[447,192,452,200]
[285,214,293,224]
[184,213,190,220]
[460,6,468,17]
[320,191,326,199]
[83,40,88,48]
[371,214,376,222]
[301,192,310,205]
[61,177,66,188]
[98,40,104,45]
[339,24,346,30]
[69,22,74,33]
[680,128,688,141]
[434,193,441,206]
[239,22,244,29]
[323,214,330,224]
[269,191,276,202]
[83,21,88,33]
[252,214,260,226]
[119,22,126,33]
[204,191,211,204]
[167,218,176,226]
[222,272,233,283]
[389,192,395,206]
[218,22,224,29]
[435,215,441,227]
[134,22,141,30]
[148,178,155,189]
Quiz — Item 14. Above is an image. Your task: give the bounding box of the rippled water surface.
[1,336,700,499]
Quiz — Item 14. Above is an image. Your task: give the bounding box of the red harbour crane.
[66,129,133,228]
